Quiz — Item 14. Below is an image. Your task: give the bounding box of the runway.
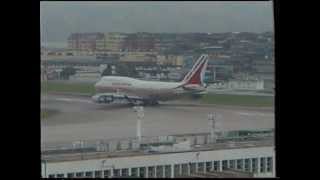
[41,94,275,146]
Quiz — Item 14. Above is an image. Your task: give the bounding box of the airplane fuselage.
[93,54,209,105]
[95,76,190,101]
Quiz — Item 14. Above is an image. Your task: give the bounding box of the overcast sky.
[40,1,274,43]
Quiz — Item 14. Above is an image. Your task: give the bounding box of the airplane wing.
[92,93,145,105]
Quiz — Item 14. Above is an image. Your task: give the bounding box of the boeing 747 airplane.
[92,54,209,105]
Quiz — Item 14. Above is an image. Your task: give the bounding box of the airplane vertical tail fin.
[181,54,209,87]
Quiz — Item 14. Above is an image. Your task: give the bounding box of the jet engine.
[92,94,114,104]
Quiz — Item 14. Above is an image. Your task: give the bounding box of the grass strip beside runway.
[41,109,59,119]
[41,81,95,95]
[201,93,274,107]
[41,81,274,107]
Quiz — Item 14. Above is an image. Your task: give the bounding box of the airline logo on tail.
[182,54,209,87]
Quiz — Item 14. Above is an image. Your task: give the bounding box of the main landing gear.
[130,99,159,106]
[145,100,159,106]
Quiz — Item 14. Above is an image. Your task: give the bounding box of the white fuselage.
[94,54,209,104]
[95,76,192,101]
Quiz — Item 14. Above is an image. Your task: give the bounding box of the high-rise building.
[67,33,105,54]
[105,33,127,52]
[95,32,128,53]
[123,32,155,52]
[96,36,106,52]
[157,55,184,66]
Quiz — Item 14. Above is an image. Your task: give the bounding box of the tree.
[115,63,138,77]
[60,66,76,80]
[101,65,112,76]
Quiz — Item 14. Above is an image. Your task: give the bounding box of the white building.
[69,71,101,82]
[227,80,264,90]
[156,55,184,66]
[168,72,183,81]
[119,52,157,63]
[209,80,264,90]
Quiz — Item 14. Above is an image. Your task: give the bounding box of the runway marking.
[237,112,274,117]
[54,98,93,104]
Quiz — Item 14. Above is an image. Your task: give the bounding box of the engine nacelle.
[92,94,114,104]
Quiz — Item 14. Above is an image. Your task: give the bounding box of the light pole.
[208,113,216,143]
[213,67,216,81]
[101,160,115,178]
[42,159,47,178]
[134,106,144,143]
[77,140,84,160]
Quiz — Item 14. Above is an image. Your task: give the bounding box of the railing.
[42,130,274,158]
[42,139,274,163]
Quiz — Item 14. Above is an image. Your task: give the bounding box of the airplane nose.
[94,81,100,88]
[94,81,104,93]
[92,95,100,103]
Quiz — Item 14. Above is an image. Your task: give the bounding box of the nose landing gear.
[145,99,159,106]
[130,99,159,106]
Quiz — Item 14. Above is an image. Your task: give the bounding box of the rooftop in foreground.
[42,130,274,163]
